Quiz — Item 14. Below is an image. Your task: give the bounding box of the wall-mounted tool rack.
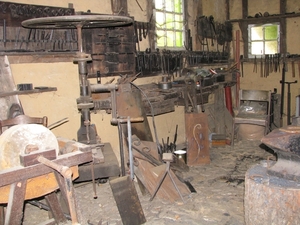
[0,1,75,54]
[83,23,136,77]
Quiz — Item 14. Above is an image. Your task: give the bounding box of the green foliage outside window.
[249,23,279,56]
[155,0,184,49]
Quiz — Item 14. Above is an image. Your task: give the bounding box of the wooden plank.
[117,83,153,141]
[185,113,210,166]
[0,87,57,98]
[0,56,22,120]
[19,149,57,167]
[0,166,79,204]
[109,176,146,225]
[5,180,27,225]
[0,151,92,187]
[133,156,190,202]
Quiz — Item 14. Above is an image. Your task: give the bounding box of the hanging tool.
[3,19,6,50]
[260,55,263,77]
[138,22,142,42]
[240,55,244,77]
[253,56,257,73]
[269,54,273,73]
[291,60,296,78]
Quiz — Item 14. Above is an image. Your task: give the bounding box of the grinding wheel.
[0,124,59,170]
[0,124,80,204]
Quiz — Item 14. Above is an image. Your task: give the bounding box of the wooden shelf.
[229,12,300,23]
[0,87,57,98]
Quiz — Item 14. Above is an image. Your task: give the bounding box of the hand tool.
[14,27,20,49]
[25,28,32,50]
[3,19,6,49]
[292,60,295,77]
[260,55,263,77]
[240,55,244,77]
[253,55,257,73]
[138,22,142,42]
[270,54,273,73]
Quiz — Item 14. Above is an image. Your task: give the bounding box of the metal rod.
[280,63,286,127]
[127,116,134,180]
[118,121,126,176]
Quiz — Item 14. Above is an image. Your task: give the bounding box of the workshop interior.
[0,0,300,224]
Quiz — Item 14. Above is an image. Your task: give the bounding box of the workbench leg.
[0,205,4,225]
[5,180,27,225]
[45,192,67,224]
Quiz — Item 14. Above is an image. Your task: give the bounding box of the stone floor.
[23,140,276,225]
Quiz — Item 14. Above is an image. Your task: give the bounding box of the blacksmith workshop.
[0,0,300,224]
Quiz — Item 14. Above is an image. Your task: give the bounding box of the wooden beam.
[280,0,286,14]
[111,0,128,16]
[225,0,230,20]
[280,0,287,54]
[242,0,248,19]
[0,151,92,187]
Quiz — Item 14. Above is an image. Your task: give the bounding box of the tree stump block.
[245,162,300,225]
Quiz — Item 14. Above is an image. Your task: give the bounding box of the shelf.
[0,87,57,98]
[229,12,300,23]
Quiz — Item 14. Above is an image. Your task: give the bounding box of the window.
[154,0,184,49]
[248,23,280,57]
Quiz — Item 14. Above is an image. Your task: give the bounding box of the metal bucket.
[174,149,187,164]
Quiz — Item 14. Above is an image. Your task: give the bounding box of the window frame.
[248,22,280,58]
[240,17,286,59]
[153,0,186,50]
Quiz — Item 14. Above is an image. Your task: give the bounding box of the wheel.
[21,14,133,29]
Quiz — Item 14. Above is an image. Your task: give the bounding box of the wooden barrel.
[245,161,300,225]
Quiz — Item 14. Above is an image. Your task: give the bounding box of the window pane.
[156,12,165,28]
[174,0,182,13]
[166,13,174,29]
[166,1,173,11]
[251,42,263,55]
[175,15,183,29]
[251,27,263,40]
[265,41,278,54]
[155,0,163,10]
[265,25,278,40]
[166,31,174,47]
[157,30,165,47]
[176,32,183,47]
[154,0,184,49]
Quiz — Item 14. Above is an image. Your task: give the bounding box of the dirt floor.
[21,139,276,225]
